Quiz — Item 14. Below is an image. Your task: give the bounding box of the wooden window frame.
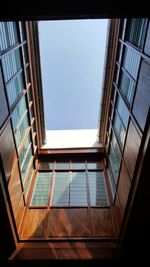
[29,159,110,209]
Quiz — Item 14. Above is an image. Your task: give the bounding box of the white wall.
[42,129,101,149]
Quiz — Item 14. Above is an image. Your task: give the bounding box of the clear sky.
[39,19,108,130]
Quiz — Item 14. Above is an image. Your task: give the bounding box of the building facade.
[0,18,150,263]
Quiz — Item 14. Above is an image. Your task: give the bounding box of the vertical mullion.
[85,161,90,207]
[68,171,71,207]
[85,161,93,237]
[48,171,55,207]
[69,161,73,206]
[29,169,38,206]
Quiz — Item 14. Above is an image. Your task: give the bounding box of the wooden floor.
[10,241,119,260]
[19,208,114,239]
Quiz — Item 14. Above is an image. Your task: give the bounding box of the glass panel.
[88,172,108,206]
[2,48,22,83]
[123,47,140,79]
[11,96,27,130]
[119,71,135,106]
[11,96,28,149]
[0,22,18,52]
[14,113,29,149]
[24,165,34,201]
[87,161,103,169]
[116,95,129,129]
[39,162,54,170]
[52,172,69,206]
[55,162,69,169]
[113,111,126,149]
[19,135,31,167]
[71,162,85,169]
[6,72,24,108]
[70,172,87,206]
[126,18,147,49]
[21,146,32,183]
[109,132,122,184]
[108,170,116,201]
[31,172,52,206]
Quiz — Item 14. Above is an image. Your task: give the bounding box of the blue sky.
[39,19,108,130]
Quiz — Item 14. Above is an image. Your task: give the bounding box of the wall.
[42,129,101,149]
[106,18,150,237]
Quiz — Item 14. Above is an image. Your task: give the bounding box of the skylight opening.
[38,19,108,134]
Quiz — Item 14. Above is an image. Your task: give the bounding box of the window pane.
[52,172,69,206]
[70,172,87,206]
[123,47,140,79]
[31,172,52,206]
[2,48,22,83]
[6,72,24,108]
[87,161,103,169]
[88,172,108,206]
[119,71,135,106]
[126,18,147,49]
[15,113,29,149]
[108,170,116,201]
[116,95,129,129]
[39,162,54,170]
[109,132,122,183]
[11,96,27,131]
[24,165,34,201]
[55,162,69,169]
[0,22,18,52]
[71,162,85,169]
[19,135,31,167]
[113,111,126,149]
[11,97,29,150]
[21,146,32,183]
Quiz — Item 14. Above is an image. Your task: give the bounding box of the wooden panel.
[0,122,17,182]
[111,195,122,237]
[47,208,90,237]
[133,60,150,131]
[8,163,23,219]
[144,22,150,56]
[12,241,118,260]
[117,161,131,216]
[0,67,8,128]
[20,209,47,238]
[92,209,114,237]
[20,208,115,239]
[124,120,141,179]
[0,171,17,259]
[16,196,25,231]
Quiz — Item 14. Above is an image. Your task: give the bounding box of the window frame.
[29,159,110,208]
